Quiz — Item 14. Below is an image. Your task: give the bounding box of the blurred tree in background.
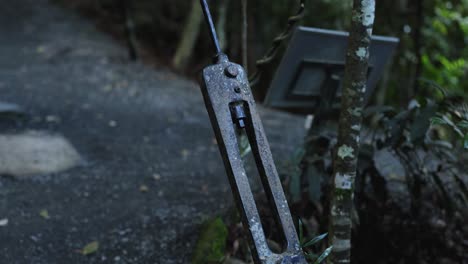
[54,0,467,108]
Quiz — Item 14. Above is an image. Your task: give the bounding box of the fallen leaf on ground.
[81,241,99,255]
[45,115,60,123]
[39,209,50,219]
[181,149,190,159]
[139,185,149,192]
[36,46,45,53]
[108,120,117,127]
[0,218,8,226]
[152,173,161,180]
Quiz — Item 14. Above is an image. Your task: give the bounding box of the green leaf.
[314,246,333,264]
[431,116,447,126]
[191,217,228,264]
[298,219,304,244]
[302,233,327,248]
[432,19,448,35]
[238,134,251,158]
[457,120,468,129]
[410,102,437,144]
[81,241,99,255]
[39,209,50,219]
[440,115,464,137]
[464,134,468,149]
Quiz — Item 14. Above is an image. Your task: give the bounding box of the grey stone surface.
[0,0,306,263]
[0,130,82,177]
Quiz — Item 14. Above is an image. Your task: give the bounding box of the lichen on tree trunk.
[328,0,375,263]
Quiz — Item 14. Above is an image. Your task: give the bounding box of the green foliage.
[295,91,467,262]
[192,217,228,264]
[312,246,333,264]
[302,233,328,248]
[238,133,251,158]
[284,132,332,204]
[431,108,468,149]
[422,55,467,91]
[298,219,331,264]
[421,0,468,93]
[81,241,99,255]
[365,93,468,212]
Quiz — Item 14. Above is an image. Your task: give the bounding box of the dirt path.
[0,0,306,263]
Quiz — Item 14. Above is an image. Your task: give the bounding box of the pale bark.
[216,0,229,51]
[328,1,376,263]
[172,0,203,70]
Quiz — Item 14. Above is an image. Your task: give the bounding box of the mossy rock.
[192,217,228,264]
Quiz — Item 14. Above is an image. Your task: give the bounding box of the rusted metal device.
[198,1,307,263]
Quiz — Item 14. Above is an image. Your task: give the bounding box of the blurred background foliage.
[54,0,467,108]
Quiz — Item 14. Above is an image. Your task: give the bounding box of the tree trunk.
[327,1,375,263]
[412,0,424,96]
[118,0,138,61]
[216,0,229,52]
[172,0,203,70]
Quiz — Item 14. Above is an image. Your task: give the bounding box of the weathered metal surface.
[199,2,306,262]
[200,54,307,264]
[264,26,399,114]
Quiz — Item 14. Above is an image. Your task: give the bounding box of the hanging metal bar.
[198,1,307,263]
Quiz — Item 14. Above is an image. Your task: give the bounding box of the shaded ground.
[0,0,306,263]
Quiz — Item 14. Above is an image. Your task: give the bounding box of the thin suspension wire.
[200,0,222,55]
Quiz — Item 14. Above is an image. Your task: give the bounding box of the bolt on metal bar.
[200,52,307,264]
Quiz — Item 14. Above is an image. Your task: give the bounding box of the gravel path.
[0,1,306,263]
